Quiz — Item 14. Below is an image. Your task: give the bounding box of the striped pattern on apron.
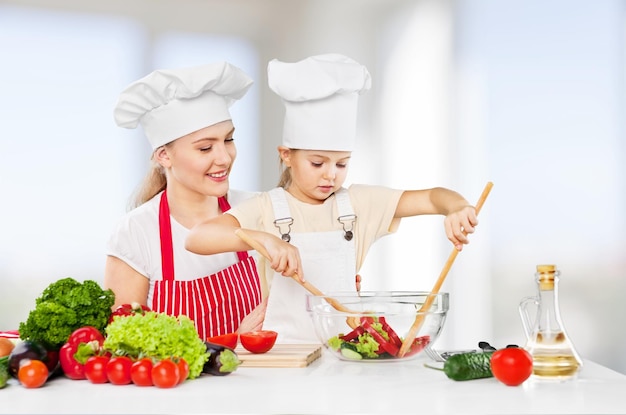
[153,191,262,339]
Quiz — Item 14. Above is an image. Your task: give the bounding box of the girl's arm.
[186,214,305,281]
[394,187,478,251]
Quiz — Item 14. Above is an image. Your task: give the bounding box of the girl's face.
[157,120,237,198]
[280,147,351,204]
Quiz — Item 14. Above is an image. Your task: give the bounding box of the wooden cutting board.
[235,344,322,368]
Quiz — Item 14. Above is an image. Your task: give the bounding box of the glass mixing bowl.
[307,291,449,362]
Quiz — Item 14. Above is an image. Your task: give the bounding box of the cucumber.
[340,347,363,360]
[443,352,493,381]
[340,342,359,353]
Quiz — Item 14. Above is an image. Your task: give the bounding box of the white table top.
[2,350,626,415]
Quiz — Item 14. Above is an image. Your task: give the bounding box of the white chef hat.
[268,53,371,152]
[114,62,253,150]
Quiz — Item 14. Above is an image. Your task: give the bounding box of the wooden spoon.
[234,228,360,329]
[397,182,494,357]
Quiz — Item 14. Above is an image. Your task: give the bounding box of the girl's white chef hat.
[114,62,253,150]
[268,53,371,152]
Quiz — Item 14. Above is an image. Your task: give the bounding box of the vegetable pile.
[18,277,114,350]
[7,276,244,390]
[328,316,430,360]
[104,311,208,379]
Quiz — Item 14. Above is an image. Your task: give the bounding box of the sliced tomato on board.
[206,333,238,349]
[240,331,278,354]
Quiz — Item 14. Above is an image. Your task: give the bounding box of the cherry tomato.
[18,359,48,388]
[106,356,133,385]
[239,330,278,354]
[490,347,533,386]
[130,358,153,387]
[206,333,238,349]
[152,359,180,388]
[84,355,110,384]
[175,357,189,384]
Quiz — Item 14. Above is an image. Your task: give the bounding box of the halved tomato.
[206,333,238,349]
[239,330,277,354]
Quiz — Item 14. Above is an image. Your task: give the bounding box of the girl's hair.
[129,147,170,210]
[277,150,296,188]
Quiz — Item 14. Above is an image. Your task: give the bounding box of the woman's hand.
[237,298,268,333]
[444,205,478,251]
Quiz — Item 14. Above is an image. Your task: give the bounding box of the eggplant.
[8,340,48,378]
[203,341,241,376]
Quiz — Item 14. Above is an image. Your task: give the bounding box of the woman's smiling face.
[161,120,237,197]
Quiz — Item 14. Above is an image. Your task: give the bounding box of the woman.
[185,54,478,342]
[104,62,265,339]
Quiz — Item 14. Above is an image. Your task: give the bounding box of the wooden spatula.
[397,182,494,357]
[234,228,360,329]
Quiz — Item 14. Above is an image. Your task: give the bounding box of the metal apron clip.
[337,214,357,241]
[273,217,294,243]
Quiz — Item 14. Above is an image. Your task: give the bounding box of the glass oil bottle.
[518,264,582,380]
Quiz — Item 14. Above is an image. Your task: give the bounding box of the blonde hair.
[277,149,298,188]
[129,147,170,210]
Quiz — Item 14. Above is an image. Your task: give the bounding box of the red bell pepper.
[340,326,365,342]
[378,316,402,347]
[361,319,399,357]
[59,326,105,380]
[108,302,151,324]
[402,335,431,357]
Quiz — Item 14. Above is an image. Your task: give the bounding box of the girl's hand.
[262,234,305,282]
[444,205,478,251]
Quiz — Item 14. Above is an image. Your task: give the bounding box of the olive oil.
[519,265,582,381]
[532,354,581,378]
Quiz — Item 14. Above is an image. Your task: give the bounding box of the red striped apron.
[153,191,262,340]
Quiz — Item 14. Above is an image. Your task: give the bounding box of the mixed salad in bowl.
[307,291,449,362]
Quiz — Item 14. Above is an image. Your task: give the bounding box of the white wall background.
[1,0,624,375]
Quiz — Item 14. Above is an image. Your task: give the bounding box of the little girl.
[186,54,478,343]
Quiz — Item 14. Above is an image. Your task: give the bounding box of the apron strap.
[334,188,357,241]
[269,187,294,242]
[159,192,249,281]
[159,191,175,281]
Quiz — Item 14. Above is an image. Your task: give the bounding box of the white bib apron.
[262,188,357,343]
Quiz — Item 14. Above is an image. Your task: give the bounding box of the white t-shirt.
[106,189,255,303]
[228,184,403,288]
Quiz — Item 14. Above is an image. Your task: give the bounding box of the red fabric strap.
[159,191,175,281]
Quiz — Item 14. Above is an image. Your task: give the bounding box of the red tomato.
[106,356,133,385]
[108,303,151,324]
[152,359,180,388]
[207,333,238,349]
[18,359,48,388]
[175,357,189,384]
[490,347,533,386]
[239,330,278,354]
[130,358,153,387]
[84,355,110,384]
